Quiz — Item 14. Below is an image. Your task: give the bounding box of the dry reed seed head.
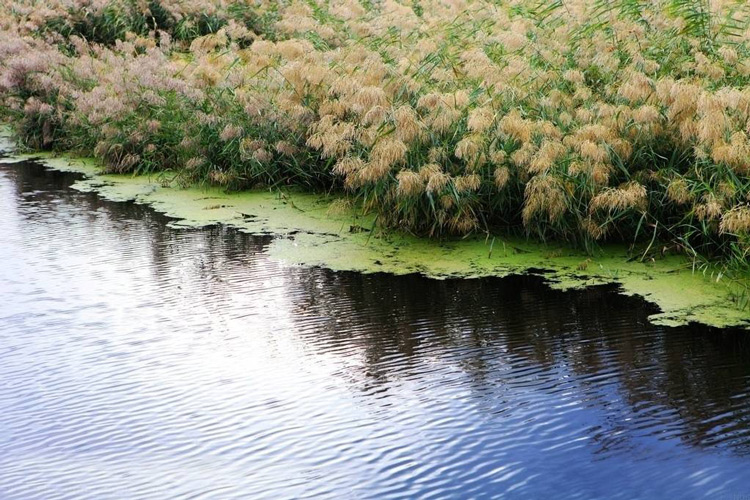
[563,69,585,85]
[596,104,630,131]
[101,124,118,139]
[642,59,660,74]
[306,117,356,159]
[618,71,653,102]
[416,92,441,111]
[575,123,616,143]
[710,131,750,173]
[369,137,408,170]
[448,212,479,234]
[355,126,379,148]
[93,141,109,158]
[567,160,585,177]
[695,52,725,80]
[252,148,272,164]
[179,137,196,149]
[738,60,750,78]
[654,78,675,104]
[350,86,388,114]
[494,166,510,189]
[23,97,53,115]
[718,46,739,65]
[439,194,455,210]
[720,205,750,234]
[589,182,648,213]
[396,169,425,197]
[412,162,439,182]
[452,90,470,109]
[591,163,612,186]
[426,147,445,164]
[453,173,481,193]
[145,119,161,134]
[277,39,315,60]
[219,123,243,142]
[695,194,723,221]
[393,105,422,143]
[319,99,349,118]
[582,216,607,240]
[490,149,507,166]
[429,106,461,134]
[535,120,563,140]
[498,110,533,143]
[208,170,232,185]
[510,142,537,169]
[239,138,265,160]
[333,156,366,177]
[632,105,661,125]
[572,86,592,103]
[558,112,574,127]
[577,139,609,163]
[362,105,387,126]
[528,139,567,174]
[575,107,595,123]
[328,77,359,99]
[426,170,450,194]
[197,112,219,126]
[522,174,568,225]
[467,107,494,133]
[275,140,298,156]
[128,130,145,144]
[118,153,140,170]
[666,178,694,205]
[189,29,229,54]
[668,82,700,121]
[716,88,750,116]
[454,134,483,162]
[539,89,570,112]
[697,94,730,145]
[678,118,699,144]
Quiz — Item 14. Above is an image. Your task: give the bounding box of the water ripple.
[1,162,750,499]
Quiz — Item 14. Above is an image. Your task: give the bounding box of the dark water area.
[1,161,750,499]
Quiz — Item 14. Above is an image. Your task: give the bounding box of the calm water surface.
[1,161,750,499]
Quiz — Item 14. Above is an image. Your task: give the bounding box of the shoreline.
[1,134,748,330]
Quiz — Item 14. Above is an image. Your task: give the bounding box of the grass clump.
[2,0,750,270]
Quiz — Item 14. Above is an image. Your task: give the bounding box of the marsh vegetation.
[2,0,750,268]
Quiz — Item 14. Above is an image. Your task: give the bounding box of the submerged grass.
[2,0,750,277]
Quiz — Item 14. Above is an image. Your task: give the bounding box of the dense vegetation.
[2,0,750,266]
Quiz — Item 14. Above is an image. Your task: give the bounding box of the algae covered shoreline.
[1,131,748,330]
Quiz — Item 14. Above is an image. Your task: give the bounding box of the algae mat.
[1,141,748,329]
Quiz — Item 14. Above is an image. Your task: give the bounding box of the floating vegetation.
[2,0,750,290]
[3,143,748,330]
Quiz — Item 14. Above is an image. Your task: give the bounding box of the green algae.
[2,143,749,330]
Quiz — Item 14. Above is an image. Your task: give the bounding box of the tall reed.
[2,0,750,268]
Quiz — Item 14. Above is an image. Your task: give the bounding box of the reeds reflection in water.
[1,161,750,498]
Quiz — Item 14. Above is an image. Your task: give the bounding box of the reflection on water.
[1,161,750,499]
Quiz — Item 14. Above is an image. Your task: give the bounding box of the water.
[1,161,750,499]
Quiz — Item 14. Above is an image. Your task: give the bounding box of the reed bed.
[2,0,750,266]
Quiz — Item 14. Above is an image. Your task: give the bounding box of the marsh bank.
[2,134,748,330]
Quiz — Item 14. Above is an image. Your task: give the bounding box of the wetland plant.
[1,0,750,268]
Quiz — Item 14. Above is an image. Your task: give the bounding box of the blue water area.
[1,161,750,499]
